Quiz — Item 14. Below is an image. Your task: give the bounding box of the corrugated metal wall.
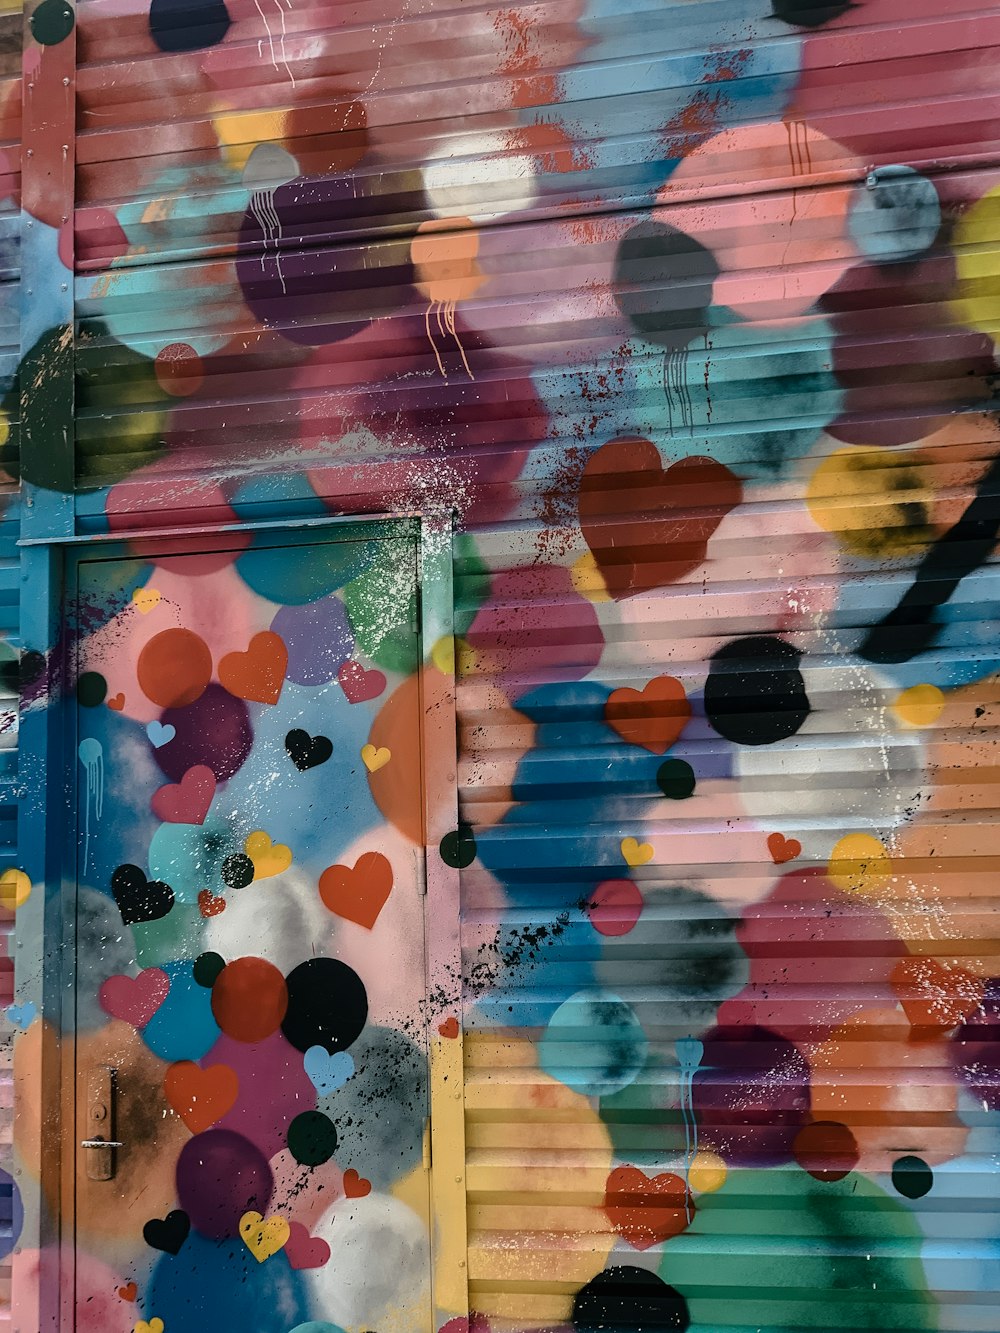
[5,0,1000,1329]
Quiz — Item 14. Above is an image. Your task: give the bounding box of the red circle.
[211,956,289,1044]
[586,879,644,937]
[137,628,213,708]
[792,1120,859,1182]
[155,342,205,397]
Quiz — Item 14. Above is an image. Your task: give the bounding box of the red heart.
[603,1166,692,1249]
[767,832,801,865]
[198,889,226,918]
[98,968,170,1027]
[605,676,691,755]
[164,1061,238,1134]
[107,693,125,711]
[338,660,387,704]
[891,956,984,1037]
[578,438,742,599]
[343,1168,371,1199]
[219,631,288,705]
[438,1016,459,1039]
[283,1220,331,1270]
[151,765,217,826]
[117,1282,137,1302]
[319,852,393,930]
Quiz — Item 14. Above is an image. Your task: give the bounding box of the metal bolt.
[62,77,69,86]
[866,171,878,188]
[455,1175,462,1183]
[61,283,67,292]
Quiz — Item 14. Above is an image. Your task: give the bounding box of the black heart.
[143,1208,190,1255]
[111,863,175,926]
[285,728,333,772]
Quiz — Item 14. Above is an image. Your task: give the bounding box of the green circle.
[288,1110,338,1166]
[192,951,226,988]
[76,671,108,708]
[656,758,696,800]
[30,0,75,46]
[439,827,477,870]
[891,1155,933,1200]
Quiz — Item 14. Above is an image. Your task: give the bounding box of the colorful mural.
[2,0,1000,1331]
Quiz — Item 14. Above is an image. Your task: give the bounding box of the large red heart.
[164,1061,239,1134]
[605,676,690,754]
[603,1166,692,1249]
[151,765,216,826]
[219,632,288,705]
[891,956,984,1037]
[319,852,393,929]
[578,438,742,599]
[284,1220,331,1271]
[98,968,170,1027]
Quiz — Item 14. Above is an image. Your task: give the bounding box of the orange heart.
[603,1165,692,1249]
[219,632,288,705]
[164,1061,238,1134]
[605,676,691,755]
[438,1016,459,1039]
[319,852,393,930]
[117,1282,137,1302]
[767,832,801,865]
[891,956,985,1036]
[343,1168,371,1198]
[108,693,125,711]
[198,888,226,918]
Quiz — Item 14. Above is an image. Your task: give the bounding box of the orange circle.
[210,956,288,1044]
[137,628,213,708]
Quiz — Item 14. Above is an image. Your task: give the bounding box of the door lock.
[82,1066,120,1180]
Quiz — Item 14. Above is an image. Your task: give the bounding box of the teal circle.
[236,539,376,606]
[539,990,647,1098]
[290,1325,348,1333]
[30,0,75,44]
[142,960,220,1062]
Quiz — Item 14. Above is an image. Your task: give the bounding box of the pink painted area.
[210,1030,317,1160]
[269,1148,344,1229]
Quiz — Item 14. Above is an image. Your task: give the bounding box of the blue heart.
[147,721,176,749]
[304,1046,354,1096]
[7,1002,37,1029]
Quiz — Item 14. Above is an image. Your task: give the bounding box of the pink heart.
[338,660,386,704]
[99,968,170,1027]
[150,765,217,825]
[283,1220,331,1270]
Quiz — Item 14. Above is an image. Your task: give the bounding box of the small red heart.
[338,659,387,704]
[767,832,801,865]
[117,1282,137,1302]
[605,675,691,755]
[198,889,226,918]
[219,631,288,705]
[151,765,216,826]
[604,1166,692,1249]
[283,1220,331,1270]
[438,1016,459,1039]
[343,1168,371,1199]
[108,693,125,711]
[319,852,393,930]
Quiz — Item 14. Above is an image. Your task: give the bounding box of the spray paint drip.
[676,1035,703,1219]
[77,738,104,875]
[254,0,296,85]
[249,187,287,294]
[425,300,474,382]
[663,347,693,434]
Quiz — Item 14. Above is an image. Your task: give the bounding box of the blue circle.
[0,1167,23,1262]
[236,538,377,605]
[849,165,941,263]
[539,990,648,1097]
[141,960,220,1062]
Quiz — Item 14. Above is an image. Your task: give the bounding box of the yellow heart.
[134,1320,164,1333]
[131,587,161,614]
[621,836,653,867]
[0,868,31,910]
[239,1210,290,1264]
[244,831,292,880]
[361,744,391,773]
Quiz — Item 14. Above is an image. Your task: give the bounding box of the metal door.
[70,528,432,1333]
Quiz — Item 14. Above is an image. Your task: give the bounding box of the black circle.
[772,0,852,27]
[281,957,368,1054]
[656,759,696,800]
[891,1155,933,1200]
[440,826,477,869]
[613,222,717,350]
[704,635,810,746]
[193,952,226,988]
[573,1266,689,1333]
[149,0,231,52]
[287,1110,339,1166]
[222,853,255,890]
[76,671,108,708]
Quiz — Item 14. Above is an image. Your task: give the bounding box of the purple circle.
[155,683,253,783]
[210,1030,317,1159]
[176,1128,273,1239]
[270,597,354,686]
[952,979,1000,1110]
[692,1024,811,1166]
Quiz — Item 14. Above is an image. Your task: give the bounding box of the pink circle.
[586,879,643,936]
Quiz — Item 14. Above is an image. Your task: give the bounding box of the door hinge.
[415,847,427,896]
[423,1130,432,1171]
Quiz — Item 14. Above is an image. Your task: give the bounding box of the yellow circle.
[570,551,611,603]
[806,447,932,558]
[431,636,456,675]
[689,1149,726,1194]
[827,834,892,894]
[0,413,9,449]
[0,868,31,911]
[952,184,1000,340]
[892,683,945,728]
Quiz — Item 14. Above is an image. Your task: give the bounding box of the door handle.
[83,1066,119,1181]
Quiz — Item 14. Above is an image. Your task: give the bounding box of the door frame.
[12,511,469,1333]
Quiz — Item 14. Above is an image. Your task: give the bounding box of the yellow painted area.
[0,868,31,911]
[431,635,456,675]
[952,184,1000,340]
[0,413,9,448]
[391,1151,431,1226]
[806,447,933,558]
[131,587,160,614]
[428,1031,469,1320]
[689,1149,727,1194]
[828,833,893,894]
[570,550,611,602]
[892,683,945,729]
[213,111,288,173]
